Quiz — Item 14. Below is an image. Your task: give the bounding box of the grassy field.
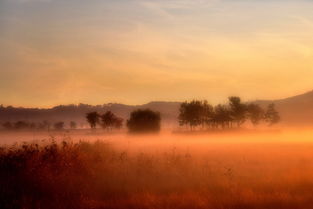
[1,131,313,209]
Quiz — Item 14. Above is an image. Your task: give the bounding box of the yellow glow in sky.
[0,0,313,107]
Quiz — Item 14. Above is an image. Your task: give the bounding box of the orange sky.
[1,0,313,107]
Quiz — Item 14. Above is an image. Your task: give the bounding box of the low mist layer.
[1,130,313,209]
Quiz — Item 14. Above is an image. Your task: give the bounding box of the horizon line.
[1,89,313,109]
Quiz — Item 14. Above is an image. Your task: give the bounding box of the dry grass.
[1,133,313,209]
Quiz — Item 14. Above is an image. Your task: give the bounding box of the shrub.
[127,109,161,133]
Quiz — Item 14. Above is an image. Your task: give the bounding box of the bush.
[127,109,161,133]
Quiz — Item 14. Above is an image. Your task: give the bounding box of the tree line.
[1,121,78,131]
[86,111,123,130]
[86,109,161,133]
[179,97,280,130]
[1,97,280,133]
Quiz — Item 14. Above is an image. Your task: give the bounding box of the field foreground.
[1,131,313,209]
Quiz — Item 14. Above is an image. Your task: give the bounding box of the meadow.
[1,130,313,209]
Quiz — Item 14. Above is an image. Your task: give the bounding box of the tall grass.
[1,138,313,209]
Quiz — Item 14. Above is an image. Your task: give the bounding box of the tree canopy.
[264,103,280,126]
[178,97,280,130]
[100,111,123,130]
[86,111,123,130]
[86,112,100,129]
[127,109,161,133]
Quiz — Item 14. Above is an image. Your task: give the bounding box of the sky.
[1,0,313,107]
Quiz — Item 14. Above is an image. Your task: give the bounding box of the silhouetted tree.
[127,109,161,133]
[54,122,64,130]
[247,103,264,126]
[70,121,77,129]
[179,100,205,130]
[86,112,100,129]
[213,104,232,129]
[202,101,214,128]
[228,96,247,127]
[177,97,280,131]
[101,111,116,130]
[264,103,280,126]
[100,111,124,131]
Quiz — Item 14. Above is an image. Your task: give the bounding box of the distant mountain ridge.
[1,90,313,126]
[0,102,181,127]
[256,90,313,125]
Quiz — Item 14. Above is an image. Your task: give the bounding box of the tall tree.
[179,100,205,130]
[228,96,247,127]
[101,111,115,130]
[213,104,232,129]
[264,103,280,126]
[247,103,264,126]
[100,111,124,130]
[202,101,214,128]
[86,112,100,129]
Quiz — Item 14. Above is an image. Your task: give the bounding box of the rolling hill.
[0,102,181,128]
[1,90,313,127]
[256,90,313,126]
